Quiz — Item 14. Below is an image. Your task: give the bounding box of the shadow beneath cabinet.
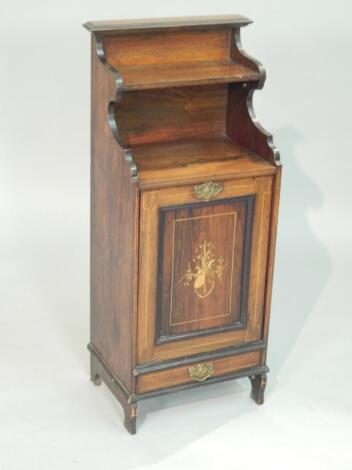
[100,375,262,467]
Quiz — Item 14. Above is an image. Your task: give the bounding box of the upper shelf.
[119,60,259,91]
[88,15,261,92]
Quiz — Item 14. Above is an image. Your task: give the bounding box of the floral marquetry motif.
[179,240,227,299]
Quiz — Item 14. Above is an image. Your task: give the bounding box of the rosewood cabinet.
[84,14,281,434]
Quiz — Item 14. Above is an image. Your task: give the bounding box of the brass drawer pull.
[189,362,214,382]
[193,181,223,201]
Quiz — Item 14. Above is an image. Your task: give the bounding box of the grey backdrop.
[1,1,351,469]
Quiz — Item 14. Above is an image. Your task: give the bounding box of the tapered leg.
[124,402,138,435]
[249,373,267,405]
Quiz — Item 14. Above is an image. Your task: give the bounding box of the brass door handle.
[193,181,223,201]
[189,362,215,382]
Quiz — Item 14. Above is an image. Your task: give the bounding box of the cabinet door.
[137,176,272,364]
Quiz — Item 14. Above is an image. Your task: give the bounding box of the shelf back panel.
[104,29,231,67]
[117,85,227,146]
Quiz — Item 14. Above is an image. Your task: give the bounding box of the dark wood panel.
[156,195,254,343]
[117,85,227,146]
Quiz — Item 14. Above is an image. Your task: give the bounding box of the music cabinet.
[84,14,281,434]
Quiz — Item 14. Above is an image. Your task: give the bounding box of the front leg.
[249,373,267,405]
[90,353,102,385]
[123,402,138,435]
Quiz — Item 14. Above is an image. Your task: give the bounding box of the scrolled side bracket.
[231,28,266,89]
[95,36,124,90]
[94,35,138,181]
[246,89,281,165]
[227,27,280,166]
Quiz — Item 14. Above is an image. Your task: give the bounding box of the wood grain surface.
[116,85,228,146]
[90,36,139,393]
[104,29,231,66]
[156,195,254,343]
[131,135,276,188]
[118,61,259,91]
[137,351,261,393]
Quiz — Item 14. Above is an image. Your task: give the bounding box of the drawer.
[137,351,261,393]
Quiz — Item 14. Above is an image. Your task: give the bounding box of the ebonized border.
[134,339,265,375]
[155,194,255,345]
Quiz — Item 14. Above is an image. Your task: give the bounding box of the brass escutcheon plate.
[189,362,215,382]
[193,181,223,201]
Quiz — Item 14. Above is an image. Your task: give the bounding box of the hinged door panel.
[137,177,272,364]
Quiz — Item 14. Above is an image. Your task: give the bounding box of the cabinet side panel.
[261,167,281,364]
[90,37,138,392]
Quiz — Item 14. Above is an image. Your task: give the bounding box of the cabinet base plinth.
[89,343,269,434]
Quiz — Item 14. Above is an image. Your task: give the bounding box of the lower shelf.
[131,135,275,188]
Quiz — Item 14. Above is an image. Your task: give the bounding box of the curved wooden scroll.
[227,28,280,166]
[231,28,266,89]
[95,37,138,180]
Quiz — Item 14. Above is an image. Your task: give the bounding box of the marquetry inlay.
[178,240,227,299]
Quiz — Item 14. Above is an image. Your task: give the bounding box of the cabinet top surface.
[83,14,252,34]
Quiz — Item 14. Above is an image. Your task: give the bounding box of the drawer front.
[137,351,261,393]
[137,176,272,364]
